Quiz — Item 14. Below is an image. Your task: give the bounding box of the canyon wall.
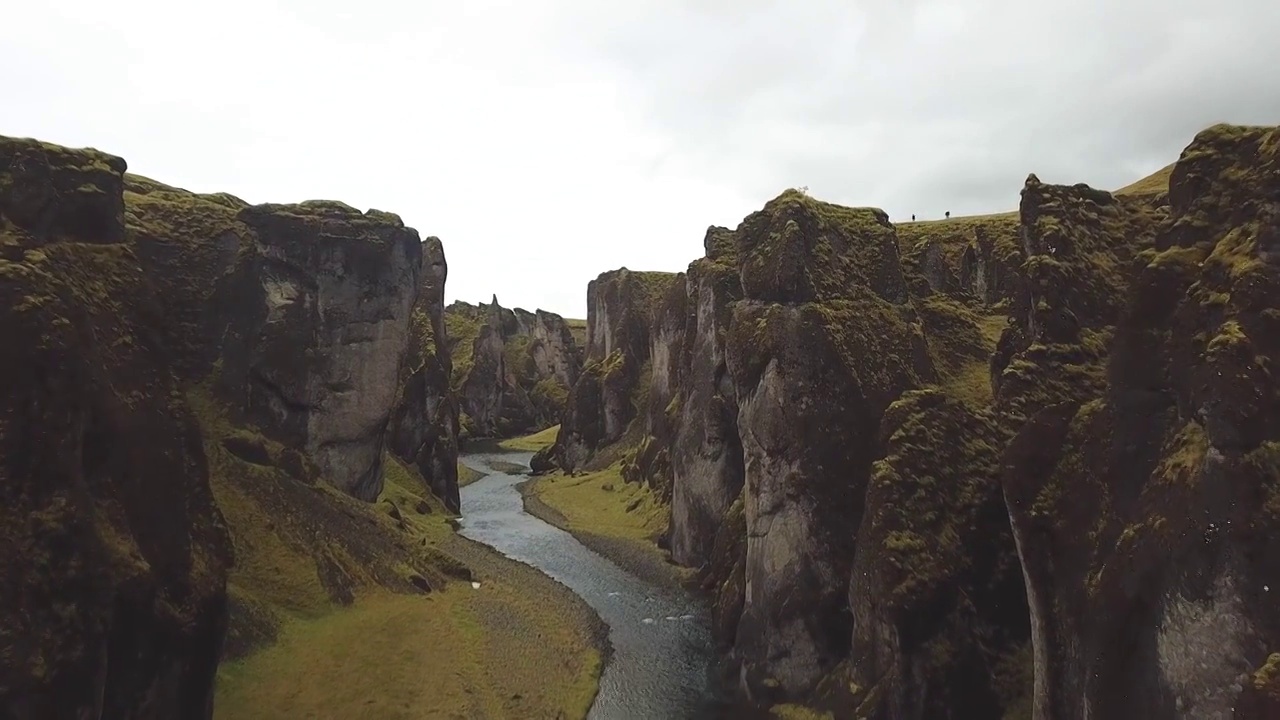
[552,124,1280,719]
[446,297,582,439]
[0,138,232,719]
[0,134,463,716]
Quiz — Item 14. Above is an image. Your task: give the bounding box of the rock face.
[388,237,460,511]
[847,390,1028,719]
[668,227,743,566]
[0,138,231,718]
[897,215,1023,307]
[553,268,680,470]
[724,193,935,700]
[1004,124,1280,720]
[214,202,423,501]
[446,297,582,438]
[559,127,1279,719]
[125,176,446,502]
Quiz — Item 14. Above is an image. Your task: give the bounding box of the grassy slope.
[520,464,689,589]
[1113,163,1174,197]
[565,318,587,349]
[498,424,560,452]
[197,393,604,719]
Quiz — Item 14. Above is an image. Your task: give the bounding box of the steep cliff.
[897,213,1023,307]
[724,192,935,701]
[388,237,460,512]
[0,138,232,718]
[125,177,441,502]
[1004,124,1280,719]
[668,227,743,567]
[553,268,681,470]
[541,126,1277,719]
[214,202,423,501]
[446,297,582,438]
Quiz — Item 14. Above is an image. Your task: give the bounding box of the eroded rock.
[214,201,423,500]
[1004,124,1280,720]
[0,137,231,719]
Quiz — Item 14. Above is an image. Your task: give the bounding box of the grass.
[190,389,605,719]
[457,460,485,488]
[1114,163,1174,197]
[565,318,587,348]
[524,464,665,544]
[499,424,560,451]
[521,463,689,588]
[215,586,600,720]
[771,704,835,720]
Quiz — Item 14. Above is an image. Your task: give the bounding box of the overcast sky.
[5,1,1278,317]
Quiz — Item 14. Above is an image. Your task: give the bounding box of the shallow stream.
[458,451,725,720]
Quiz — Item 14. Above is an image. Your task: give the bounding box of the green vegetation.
[530,375,571,412]
[187,389,603,718]
[524,464,667,543]
[896,210,1017,238]
[522,463,688,588]
[457,460,486,487]
[503,332,536,384]
[565,317,587,348]
[1113,163,1174,197]
[500,424,560,451]
[916,295,999,407]
[444,305,485,390]
[770,704,834,720]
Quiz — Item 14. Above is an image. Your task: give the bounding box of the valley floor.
[215,532,606,720]
[199,399,607,719]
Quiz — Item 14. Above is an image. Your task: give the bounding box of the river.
[457,451,727,720]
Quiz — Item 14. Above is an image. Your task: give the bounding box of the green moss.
[770,703,834,719]
[564,318,587,348]
[871,390,1010,604]
[499,425,560,452]
[444,305,485,389]
[503,333,535,384]
[1253,653,1280,690]
[1155,421,1209,487]
[529,376,570,413]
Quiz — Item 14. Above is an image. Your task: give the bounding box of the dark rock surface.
[558,127,1279,719]
[553,268,680,470]
[0,137,231,719]
[1004,124,1280,720]
[388,236,460,511]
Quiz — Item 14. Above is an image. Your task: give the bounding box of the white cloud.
[4,0,1279,317]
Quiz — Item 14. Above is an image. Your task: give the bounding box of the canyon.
[1,122,1278,720]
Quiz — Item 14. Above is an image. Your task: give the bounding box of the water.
[457,451,724,720]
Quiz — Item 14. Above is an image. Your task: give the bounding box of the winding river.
[457,451,727,720]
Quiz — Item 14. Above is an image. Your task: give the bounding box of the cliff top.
[735,188,906,303]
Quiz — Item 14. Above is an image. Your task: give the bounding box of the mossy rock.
[734,189,908,304]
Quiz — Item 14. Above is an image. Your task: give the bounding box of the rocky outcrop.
[126,177,432,501]
[724,192,935,700]
[446,297,581,438]
[897,214,1022,307]
[388,237,460,511]
[619,273,687,500]
[213,202,423,501]
[668,227,743,566]
[846,390,1028,719]
[553,269,680,470]
[1004,124,1280,719]
[0,138,231,718]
